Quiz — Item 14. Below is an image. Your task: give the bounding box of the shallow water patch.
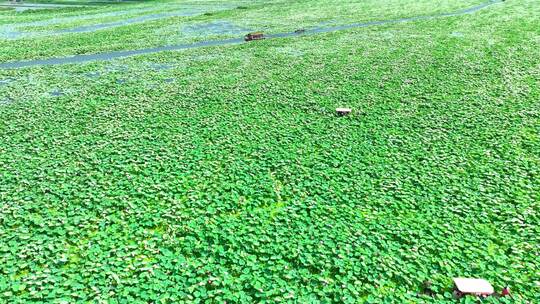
[50,89,64,96]
[149,63,173,71]
[0,37,245,68]
[450,31,464,37]
[60,9,204,33]
[0,97,13,105]
[0,7,157,39]
[188,53,225,62]
[0,2,87,12]
[106,63,129,72]
[272,46,304,58]
[1,4,236,39]
[85,71,101,78]
[0,78,13,86]
[182,20,251,36]
[0,25,26,39]
[56,3,239,34]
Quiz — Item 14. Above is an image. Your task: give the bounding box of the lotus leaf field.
[0,0,539,303]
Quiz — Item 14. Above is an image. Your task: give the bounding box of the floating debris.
[295,29,306,34]
[453,278,494,298]
[245,32,265,42]
[336,108,352,116]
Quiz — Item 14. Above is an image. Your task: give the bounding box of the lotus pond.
[0,0,539,303]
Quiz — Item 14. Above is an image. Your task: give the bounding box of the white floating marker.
[453,278,494,297]
[336,108,352,116]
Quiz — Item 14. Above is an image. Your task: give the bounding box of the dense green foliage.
[0,0,539,303]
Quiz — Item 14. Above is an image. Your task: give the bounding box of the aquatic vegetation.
[0,0,493,62]
[0,0,539,303]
